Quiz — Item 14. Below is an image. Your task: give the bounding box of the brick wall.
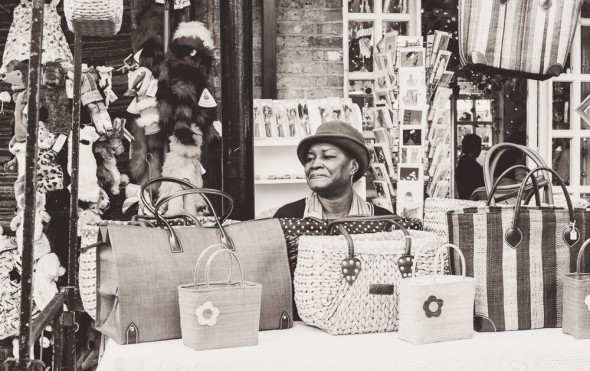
[209,0,345,100]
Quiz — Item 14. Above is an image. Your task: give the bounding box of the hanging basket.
[64,0,123,37]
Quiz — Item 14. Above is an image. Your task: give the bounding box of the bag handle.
[411,243,467,279]
[192,244,233,285]
[325,215,404,236]
[575,239,590,274]
[486,165,542,206]
[506,166,579,249]
[153,188,235,249]
[140,177,233,223]
[484,143,554,205]
[332,216,415,285]
[204,248,245,289]
[131,213,202,227]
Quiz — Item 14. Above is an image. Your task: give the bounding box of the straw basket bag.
[398,244,475,344]
[64,0,123,37]
[178,245,262,351]
[294,217,442,335]
[563,239,590,339]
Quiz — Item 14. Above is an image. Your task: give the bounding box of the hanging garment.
[1,0,73,73]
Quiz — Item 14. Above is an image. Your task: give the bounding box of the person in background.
[273,120,392,218]
[455,134,485,200]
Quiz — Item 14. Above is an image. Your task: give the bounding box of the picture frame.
[398,47,426,68]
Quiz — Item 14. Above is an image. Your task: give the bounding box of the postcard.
[429,50,452,85]
[401,107,427,126]
[401,127,423,146]
[398,47,426,68]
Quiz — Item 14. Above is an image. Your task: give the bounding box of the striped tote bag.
[447,167,590,332]
[459,0,583,80]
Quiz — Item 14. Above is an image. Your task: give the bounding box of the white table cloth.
[97,323,590,371]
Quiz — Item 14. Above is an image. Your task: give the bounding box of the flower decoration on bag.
[423,295,444,318]
[585,295,590,312]
[195,301,220,326]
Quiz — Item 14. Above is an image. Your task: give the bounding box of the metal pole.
[63,34,83,371]
[18,0,44,366]
[220,0,254,220]
[164,0,170,53]
[262,0,277,99]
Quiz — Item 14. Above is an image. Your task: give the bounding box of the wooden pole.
[220,0,254,220]
[262,0,277,99]
[18,0,44,366]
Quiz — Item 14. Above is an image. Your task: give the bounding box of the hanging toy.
[96,66,118,108]
[0,91,11,114]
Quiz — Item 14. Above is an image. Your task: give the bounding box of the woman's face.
[304,143,357,196]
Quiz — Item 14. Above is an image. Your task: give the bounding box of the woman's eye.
[305,157,314,163]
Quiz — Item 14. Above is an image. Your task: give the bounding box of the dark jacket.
[273,198,393,218]
[455,155,485,200]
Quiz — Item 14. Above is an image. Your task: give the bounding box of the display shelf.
[254,138,302,147]
[255,178,307,185]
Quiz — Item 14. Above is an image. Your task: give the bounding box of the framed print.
[429,50,452,85]
[398,47,426,68]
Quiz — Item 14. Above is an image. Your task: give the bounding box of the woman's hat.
[297,120,369,182]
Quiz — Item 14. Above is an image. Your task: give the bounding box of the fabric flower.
[423,295,444,318]
[195,301,220,326]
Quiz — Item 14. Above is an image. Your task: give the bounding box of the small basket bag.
[398,244,475,344]
[178,244,262,351]
[563,239,590,339]
[64,0,123,37]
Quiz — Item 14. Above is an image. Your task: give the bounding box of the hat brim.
[297,134,370,183]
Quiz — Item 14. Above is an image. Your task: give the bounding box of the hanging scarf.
[303,191,373,219]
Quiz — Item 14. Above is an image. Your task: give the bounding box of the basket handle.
[486,165,542,206]
[204,249,245,289]
[576,239,590,274]
[193,244,233,286]
[433,244,466,278]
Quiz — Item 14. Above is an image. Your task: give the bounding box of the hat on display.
[297,120,369,182]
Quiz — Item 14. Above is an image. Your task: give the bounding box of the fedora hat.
[297,120,369,182]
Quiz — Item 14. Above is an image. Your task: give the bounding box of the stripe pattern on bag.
[459,0,583,79]
[448,206,583,331]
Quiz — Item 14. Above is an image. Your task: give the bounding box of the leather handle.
[193,244,234,286]
[140,176,233,222]
[576,239,590,274]
[131,213,202,227]
[154,188,235,250]
[328,215,412,256]
[506,167,578,249]
[486,165,542,207]
[484,143,554,205]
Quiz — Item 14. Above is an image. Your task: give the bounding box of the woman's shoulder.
[273,198,306,218]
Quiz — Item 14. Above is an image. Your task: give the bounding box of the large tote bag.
[459,0,583,80]
[95,181,292,344]
[295,217,442,335]
[448,167,588,332]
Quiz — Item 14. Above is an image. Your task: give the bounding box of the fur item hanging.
[158,126,207,216]
[39,61,71,136]
[157,21,216,146]
[94,119,125,195]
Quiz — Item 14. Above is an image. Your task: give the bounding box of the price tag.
[52,134,67,153]
[198,88,217,108]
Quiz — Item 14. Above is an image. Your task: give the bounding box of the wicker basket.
[398,244,475,344]
[563,239,590,339]
[64,0,123,37]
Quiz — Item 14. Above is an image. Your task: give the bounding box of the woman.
[274,120,392,218]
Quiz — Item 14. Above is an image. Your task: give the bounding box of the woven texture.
[64,0,123,37]
[448,205,590,332]
[96,219,292,344]
[459,0,583,80]
[178,249,261,351]
[294,230,442,335]
[398,245,476,344]
[563,240,590,339]
[423,198,485,241]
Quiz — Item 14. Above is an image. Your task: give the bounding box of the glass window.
[475,100,492,122]
[581,138,590,186]
[582,2,590,18]
[580,82,590,130]
[552,138,571,186]
[349,0,374,13]
[457,99,473,122]
[349,21,374,72]
[552,82,572,130]
[382,21,408,36]
[383,0,408,13]
[582,26,590,74]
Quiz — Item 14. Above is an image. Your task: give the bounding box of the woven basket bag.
[178,245,262,351]
[64,0,123,37]
[294,218,442,335]
[563,238,590,339]
[398,244,475,344]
